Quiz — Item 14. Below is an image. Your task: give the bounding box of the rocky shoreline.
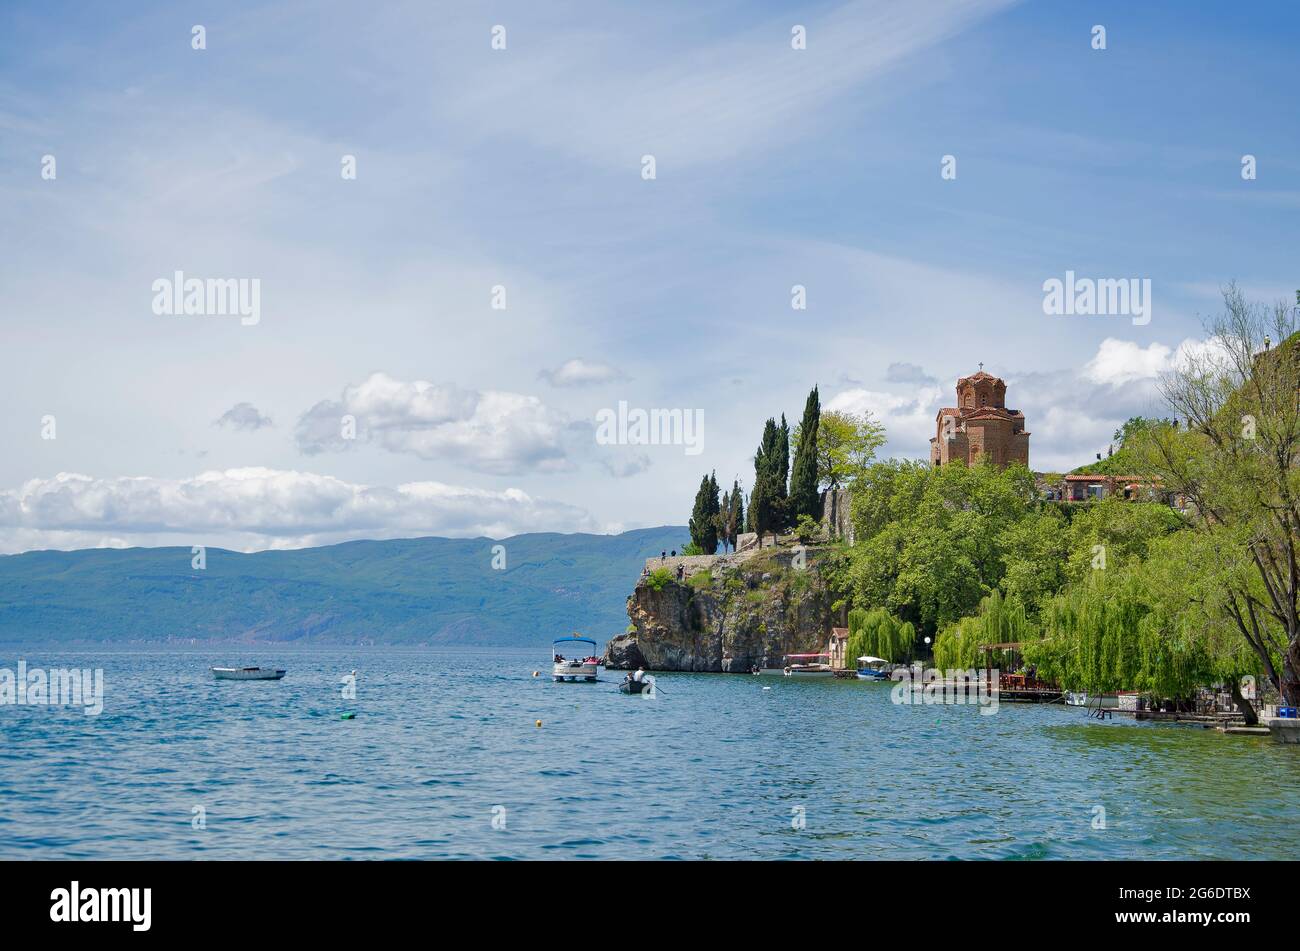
[602,542,842,672]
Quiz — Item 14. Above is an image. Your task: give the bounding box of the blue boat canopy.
[552,636,597,647]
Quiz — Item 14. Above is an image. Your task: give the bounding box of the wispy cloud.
[215,401,274,431]
[539,358,627,387]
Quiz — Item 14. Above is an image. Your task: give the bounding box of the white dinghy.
[211,666,286,681]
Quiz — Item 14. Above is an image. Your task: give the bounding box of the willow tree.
[845,607,914,663]
[933,590,1033,671]
[1135,284,1300,705]
[1011,527,1272,719]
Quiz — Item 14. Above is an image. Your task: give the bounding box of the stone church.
[929,368,1030,468]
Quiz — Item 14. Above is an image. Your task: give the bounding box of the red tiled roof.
[957,370,1003,385]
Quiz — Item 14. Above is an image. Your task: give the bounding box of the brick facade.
[929,370,1030,468]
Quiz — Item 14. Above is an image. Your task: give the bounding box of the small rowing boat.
[211,666,286,681]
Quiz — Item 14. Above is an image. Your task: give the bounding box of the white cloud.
[825,385,944,456]
[0,468,602,553]
[539,358,627,387]
[295,372,571,475]
[214,401,274,431]
[1081,339,1173,386]
[1081,335,1231,388]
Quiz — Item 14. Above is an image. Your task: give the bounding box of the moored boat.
[551,635,600,682]
[781,652,836,678]
[855,656,891,680]
[211,666,285,681]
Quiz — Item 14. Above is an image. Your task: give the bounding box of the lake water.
[2,648,1298,860]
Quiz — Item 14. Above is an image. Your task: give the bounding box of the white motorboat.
[211,666,286,681]
[781,652,836,678]
[856,656,891,680]
[551,635,600,682]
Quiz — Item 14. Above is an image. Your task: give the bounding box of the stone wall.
[820,487,853,544]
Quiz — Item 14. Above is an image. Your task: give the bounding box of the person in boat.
[632,668,645,683]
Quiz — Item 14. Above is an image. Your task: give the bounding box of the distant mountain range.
[0,527,688,647]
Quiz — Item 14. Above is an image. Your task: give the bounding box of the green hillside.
[0,527,687,647]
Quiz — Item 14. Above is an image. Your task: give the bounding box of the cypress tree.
[709,471,721,532]
[750,476,772,546]
[730,479,744,547]
[776,414,790,500]
[688,472,720,554]
[749,420,775,534]
[789,385,821,522]
[750,416,792,540]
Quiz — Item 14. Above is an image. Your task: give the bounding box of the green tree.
[749,476,776,547]
[776,414,790,502]
[846,459,1039,635]
[788,386,822,521]
[1134,284,1300,703]
[749,417,788,542]
[730,481,744,547]
[799,409,887,490]
[688,471,720,554]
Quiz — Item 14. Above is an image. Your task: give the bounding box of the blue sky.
[1,0,1297,552]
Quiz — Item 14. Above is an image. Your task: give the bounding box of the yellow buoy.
[535,719,543,728]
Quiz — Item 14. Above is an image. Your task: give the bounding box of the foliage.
[933,590,1034,671]
[645,567,674,592]
[794,514,820,544]
[1070,417,1172,476]
[716,479,745,553]
[845,607,915,664]
[846,459,1038,634]
[687,570,713,589]
[749,417,789,541]
[1131,284,1300,702]
[688,471,720,554]
[795,409,887,490]
[788,386,822,521]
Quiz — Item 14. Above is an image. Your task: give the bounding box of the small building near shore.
[829,627,850,669]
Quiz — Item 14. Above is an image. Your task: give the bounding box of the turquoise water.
[1,649,1297,860]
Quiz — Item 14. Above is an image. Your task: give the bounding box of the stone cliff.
[603,544,842,672]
